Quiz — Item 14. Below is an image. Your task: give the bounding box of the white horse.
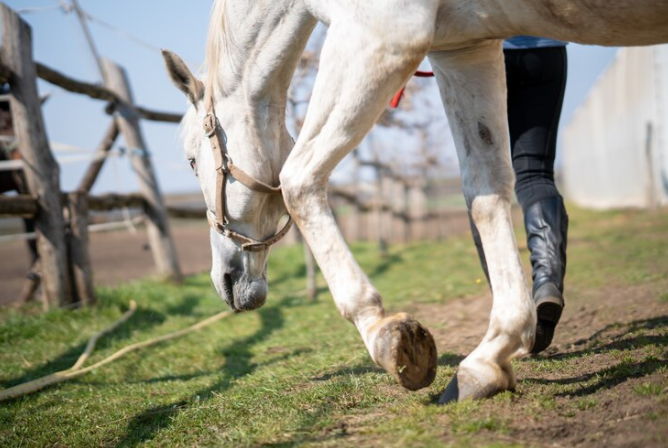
[163,0,668,401]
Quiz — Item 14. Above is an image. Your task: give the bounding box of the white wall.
[563,45,668,209]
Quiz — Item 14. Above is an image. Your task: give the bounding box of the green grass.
[633,382,665,397]
[660,292,668,303]
[1,207,668,447]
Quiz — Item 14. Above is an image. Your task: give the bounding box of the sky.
[3,0,619,194]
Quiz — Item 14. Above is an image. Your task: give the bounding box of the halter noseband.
[202,100,293,252]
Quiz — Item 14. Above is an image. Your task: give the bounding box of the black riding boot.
[524,196,568,353]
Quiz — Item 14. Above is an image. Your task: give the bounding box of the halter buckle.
[203,113,220,138]
[241,242,269,252]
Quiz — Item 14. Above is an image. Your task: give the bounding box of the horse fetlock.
[439,359,515,404]
[368,313,437,391]
[490,307,536,358]
[342,289,384,324]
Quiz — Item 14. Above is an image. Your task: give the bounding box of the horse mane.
[204,0,230,99]
[180,0,229,159]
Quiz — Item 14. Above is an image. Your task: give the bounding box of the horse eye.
[188,158,197,173]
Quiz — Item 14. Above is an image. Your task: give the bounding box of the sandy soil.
[0,210,477,307]
[408,282,668,447]
[0,221,212,306]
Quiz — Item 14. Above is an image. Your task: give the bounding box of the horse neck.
[207,0,316,177]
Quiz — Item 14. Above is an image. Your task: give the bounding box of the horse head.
[162,50,292,311]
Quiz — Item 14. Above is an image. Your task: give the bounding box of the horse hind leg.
[280,13,438,390]
[429,41,535,403]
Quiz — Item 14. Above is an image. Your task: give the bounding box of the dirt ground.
[408,281,668,447]
[0,221,212,306]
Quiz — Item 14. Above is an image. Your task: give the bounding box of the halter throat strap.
[202,102,293,252]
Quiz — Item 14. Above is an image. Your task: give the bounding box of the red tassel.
[390,87,406,108]
[390,71,434,108]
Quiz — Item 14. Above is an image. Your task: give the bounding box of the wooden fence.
[0,3,185,308]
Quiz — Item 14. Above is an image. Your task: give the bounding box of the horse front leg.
[429,41,536,402]
[280,18,438,391]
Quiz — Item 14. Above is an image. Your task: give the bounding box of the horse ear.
[162,49,204,105]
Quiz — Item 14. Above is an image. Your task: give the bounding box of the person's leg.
[506,46,568,354]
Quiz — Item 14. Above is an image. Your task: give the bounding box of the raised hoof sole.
[374,314,437,391]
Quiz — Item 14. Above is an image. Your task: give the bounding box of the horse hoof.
[372,313,437,391]
[438,367,511,404]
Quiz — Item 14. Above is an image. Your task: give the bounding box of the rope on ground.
[0,301,233,402]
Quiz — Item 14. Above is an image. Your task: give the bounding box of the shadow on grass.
[312,364,384,382]
[163,294,203,317]
[541,315,668,362]
[559,315,668,354]
[270,261,311,288]
[0,306,167,391]
[523,315,668,397]
[311,347,463,384]
[114,303,288,448]
[439,352,465,367]
[368,252,403,279]
[524,358,668,398]
[2,294,225,393]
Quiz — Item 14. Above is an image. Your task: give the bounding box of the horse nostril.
[223,273,234,304]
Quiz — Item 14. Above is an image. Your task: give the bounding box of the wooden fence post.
[295,229,317,301]
[374,167,388,255]
[66,191,95,305]
[101,58,182,281]
[78,120,119,192]
[401,180,410,244]
[0,4,72,307]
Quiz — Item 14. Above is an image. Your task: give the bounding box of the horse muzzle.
[213,271,268,312]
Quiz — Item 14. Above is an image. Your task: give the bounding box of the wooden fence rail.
[0,60,183,123]
[0,195,38,217]
[34,61,183,123]
[0,193,208,221]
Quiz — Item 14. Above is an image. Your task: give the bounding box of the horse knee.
[461,157,515,210]
[280,164,323,221]
[469,194,511,228]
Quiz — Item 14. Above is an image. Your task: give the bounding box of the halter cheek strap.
[203,104,293,252]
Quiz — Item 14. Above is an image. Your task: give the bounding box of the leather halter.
[202,100,293,252]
